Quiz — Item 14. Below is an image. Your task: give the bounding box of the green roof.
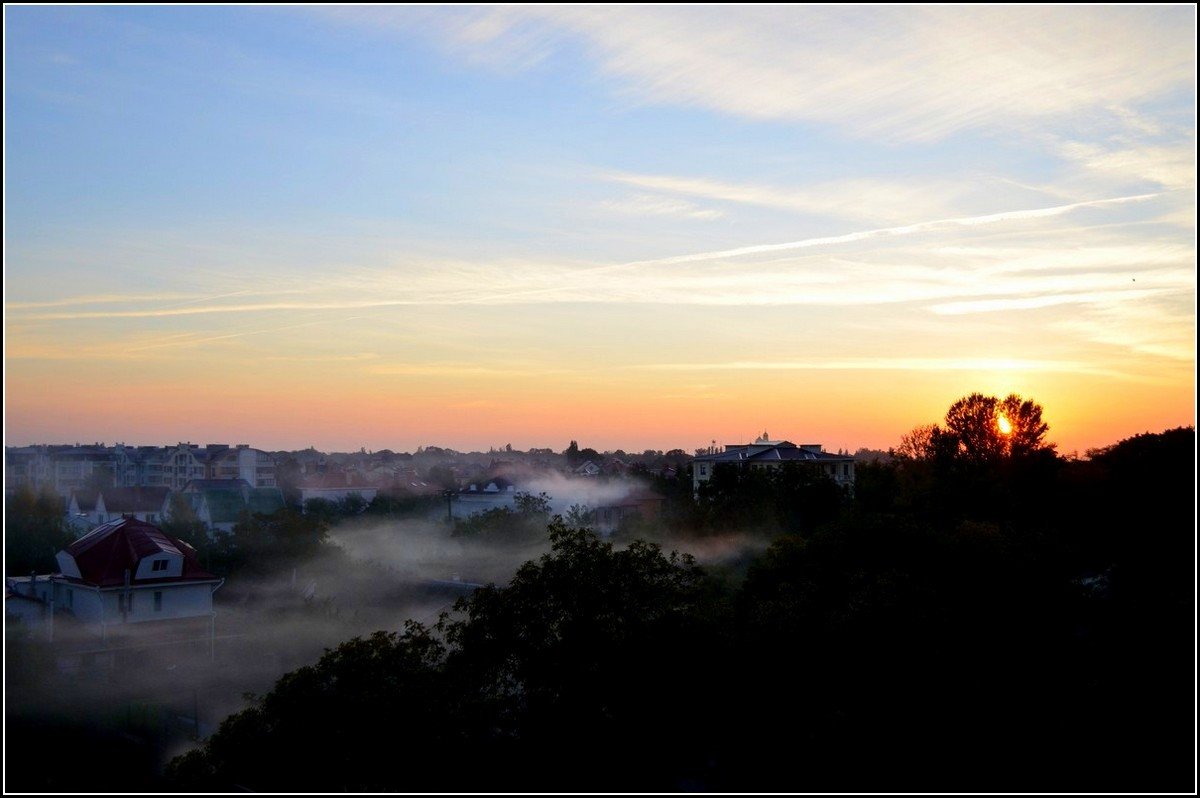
[202,490,246,524]
[246,487,285,516]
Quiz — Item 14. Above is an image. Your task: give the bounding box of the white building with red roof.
[6,517,223,637]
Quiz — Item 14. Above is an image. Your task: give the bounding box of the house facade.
[206,445,277,488]
[691,435,856,494]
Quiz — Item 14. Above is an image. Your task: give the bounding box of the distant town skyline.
[5,6,1196,458]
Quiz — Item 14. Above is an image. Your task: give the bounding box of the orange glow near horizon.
[3,351,1194,457]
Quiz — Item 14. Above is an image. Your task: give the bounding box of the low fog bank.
[524,473,650,516]
[328,513,769,586]
[6,502,765,789]
[327,516,549,587]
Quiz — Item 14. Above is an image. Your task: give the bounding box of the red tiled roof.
[64,517,217,587]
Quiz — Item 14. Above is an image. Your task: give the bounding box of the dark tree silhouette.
[4,486,74,575]
[167,522,721,792]
[997,393,1052,457]
[894,422,940,460]
[943,392,1052,461]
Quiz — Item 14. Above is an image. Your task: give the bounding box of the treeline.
[3,487,76,576]
[166,418,1196,792]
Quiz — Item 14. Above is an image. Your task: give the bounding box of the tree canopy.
[167,522,721,791]
[4,486,74,575]
[942,392,1053,461]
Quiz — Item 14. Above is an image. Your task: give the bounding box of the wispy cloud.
[335,6,1195,143]
[262,353,380,363]
[368,362,575,378]
[633,357,1135,379]
[598,193,723,220]
[1058,140,1197,191]
[928,289,1173,316]
[1054,296,1197,363]
[604,172,963,224]
[16,301,417,321]
[123,318,365,352]
[5,292,197,309]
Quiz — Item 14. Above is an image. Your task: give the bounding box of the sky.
[3,5,1196,455]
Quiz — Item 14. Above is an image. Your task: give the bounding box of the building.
[298,472,379,510]
[67,486,171,531]
[5,517,223,641]
[5,442,277,498]
[4,445,52,492]
[206,445,277,488]
[47,445,114,494]
[451,476,519,518]
[100,487,172,524]
[591,487,665,537]
[691,434,856,494]
[146,444,211,491]
[176,479,285,534]
[65,489,104,532]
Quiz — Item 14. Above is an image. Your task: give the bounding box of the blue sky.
[4,6,1196,453]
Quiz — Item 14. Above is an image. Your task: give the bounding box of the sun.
[996,413,1013,436]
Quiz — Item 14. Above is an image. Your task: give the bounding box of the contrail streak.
[8,192,1162,318]
[463,191,1164,304]
[611,192,1162,268]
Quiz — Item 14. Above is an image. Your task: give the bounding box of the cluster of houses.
[5,442,447,531]
[64,480,286,536]
[6,442,278,495]
[5,433,858,653]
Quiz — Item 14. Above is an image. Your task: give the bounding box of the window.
[67,589,74,608]
[152,559,168,572]
[699,464,708,476]
[119,593,134,613]
[154,592,163,612]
